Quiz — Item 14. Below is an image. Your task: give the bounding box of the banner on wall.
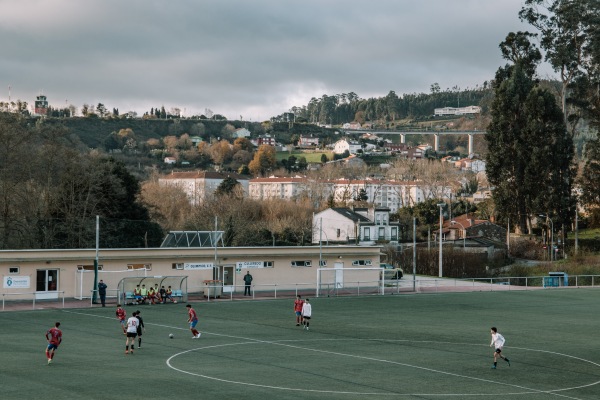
[184,262,214,270]
[236,261,263,269]
[3,276,30,289]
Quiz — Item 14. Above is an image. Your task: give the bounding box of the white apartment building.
[434,105,481,116]
[248,176,452,212]
[159,171,249,205]
[329,178,451,211]
[248,176,320,200]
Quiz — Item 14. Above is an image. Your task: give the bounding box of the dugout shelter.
[117,275,188,304]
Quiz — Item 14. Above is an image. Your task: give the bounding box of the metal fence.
[2,274,599,311]
[1,291,66,311]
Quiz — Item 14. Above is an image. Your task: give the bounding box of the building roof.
[250,176,310,183]
[444,213,488,229]
[160,171,248,181]
[330,208,372,222]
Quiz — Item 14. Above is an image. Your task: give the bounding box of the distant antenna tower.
[8,85,11,102]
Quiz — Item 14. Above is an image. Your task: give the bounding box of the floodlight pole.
[92,215,99,304]
[319,218,323,268]
[214,216,218,280]
[412,217,416,292]
[438,203,444,278]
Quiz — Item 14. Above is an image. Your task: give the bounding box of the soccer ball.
[169,333,174,339]
[173,300,178,304]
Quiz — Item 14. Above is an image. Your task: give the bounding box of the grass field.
[2,290,599,400]
[276,150,333,163]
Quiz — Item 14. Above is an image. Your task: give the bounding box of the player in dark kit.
[135,310,145,348]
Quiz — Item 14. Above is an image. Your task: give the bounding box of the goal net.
[317,267,385,297]
[75,268,149,301]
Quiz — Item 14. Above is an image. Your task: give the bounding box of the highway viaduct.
[341,129,486,154]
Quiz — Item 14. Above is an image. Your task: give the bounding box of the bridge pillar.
[468,134,474,155]
[400,134,406,144]
[434,134,440,152]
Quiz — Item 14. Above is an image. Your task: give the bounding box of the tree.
[519,0,598,129]
[296,156,308,171]
[96,103,107,117]
[578,137,600,224]
[233,137,253,152]
[215,176,243,198]
[208,140,233,167]
[498,31,542,77]
[353,188,368,202]
[0,113,36,248]
[139,178,192,232]
[486,32,575,234]
[221,123,236,140]
[248,145,277,175]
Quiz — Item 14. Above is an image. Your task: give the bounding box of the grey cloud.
[0,0,532,120]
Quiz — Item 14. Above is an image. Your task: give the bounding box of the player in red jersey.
[116,304,127,333]
[186,304,201,338]
[45,322,62,364]
[294,295,304,326]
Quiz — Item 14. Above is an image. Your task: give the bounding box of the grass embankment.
[498,228,600,277]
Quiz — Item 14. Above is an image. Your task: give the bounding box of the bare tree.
[139,177,192,232]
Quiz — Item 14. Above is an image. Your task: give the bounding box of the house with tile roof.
[312,207,400,246]
[435,213,507,246]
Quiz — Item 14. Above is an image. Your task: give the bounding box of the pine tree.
[486,32,575,234]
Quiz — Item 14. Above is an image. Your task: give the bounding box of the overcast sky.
[0,0,542,121]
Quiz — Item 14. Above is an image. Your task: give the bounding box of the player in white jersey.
[125,312,139,355]
[301,298,312,330]
[490,327,510,369]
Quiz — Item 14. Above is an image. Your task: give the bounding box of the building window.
[77,265,103,270]
[378,227,385,239]
[363,228,370,240]
[391,227,398,241]
[352,259,372,266]
[128,263,151,271]
[336,229,341,238]
[9,266,19,274]
[319,260,327,267]
[291,260,312,267]
[172,263,184,270]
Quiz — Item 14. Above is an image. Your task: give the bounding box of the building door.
[36,269,59,299]
[221,265,234,293]
[334,262,344,288]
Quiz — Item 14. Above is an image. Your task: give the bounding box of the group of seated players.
[132,284,177,305]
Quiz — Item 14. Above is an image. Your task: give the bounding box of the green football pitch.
[1,290,599,400]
